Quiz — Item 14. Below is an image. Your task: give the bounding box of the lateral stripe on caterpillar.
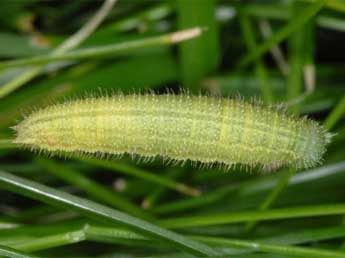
[13,94,332,170]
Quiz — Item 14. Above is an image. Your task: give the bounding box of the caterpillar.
[13,94,332,171]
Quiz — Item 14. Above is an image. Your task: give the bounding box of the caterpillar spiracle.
[13,94,332,171]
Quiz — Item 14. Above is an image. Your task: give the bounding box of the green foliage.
[177,0,219,92]
[0,0,344,257]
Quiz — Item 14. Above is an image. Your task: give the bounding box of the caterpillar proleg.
[13,94,332,171]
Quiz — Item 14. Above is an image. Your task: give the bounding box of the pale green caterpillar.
[13,94,331,170]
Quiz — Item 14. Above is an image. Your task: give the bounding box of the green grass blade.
[324,95,345,130]
[160,203,345,229]
[237,0,327,68]
[85,224,148,246]
[262,225,345,245]
[317,15,345,32]
[12,231,86,252]
[177,0,219,92]
[193,235,345,258]
[0,28,202,69]
[0,245,41,258]
[0,170,219,256]
[303,0,345,13]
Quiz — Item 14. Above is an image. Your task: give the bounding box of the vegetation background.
[0,0,345,257]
